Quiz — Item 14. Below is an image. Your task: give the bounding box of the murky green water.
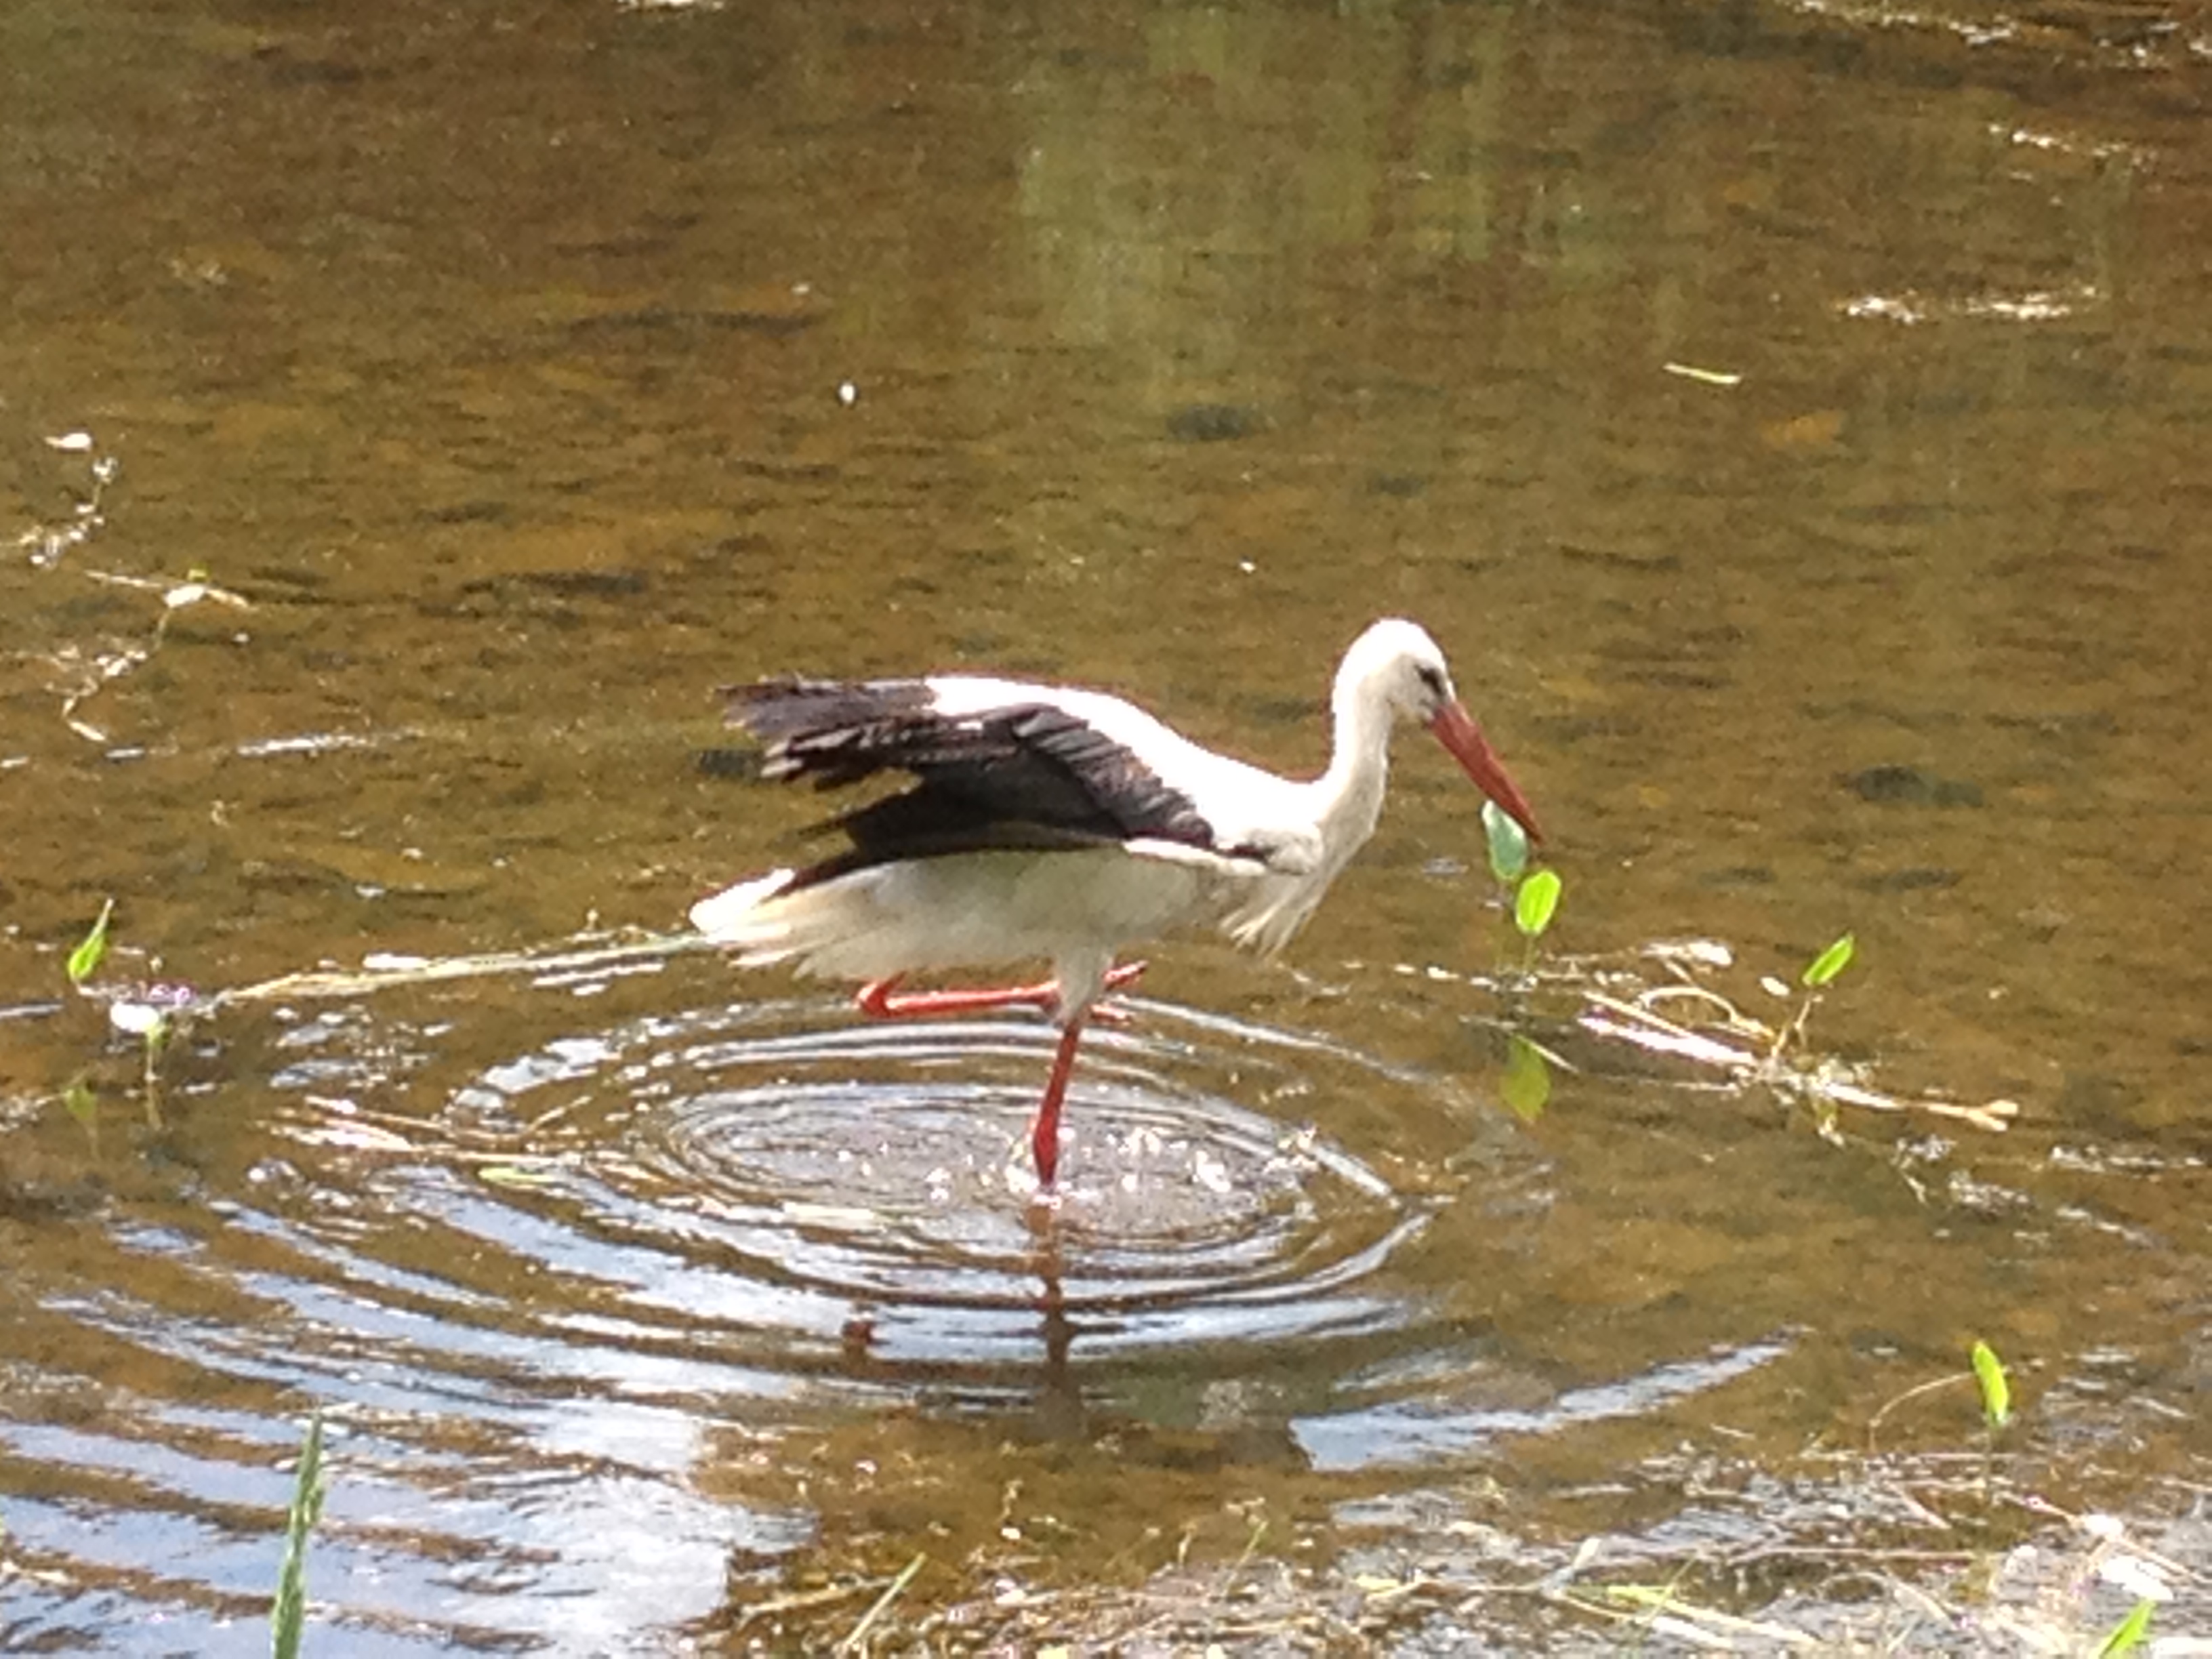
[4,0,2207,1651]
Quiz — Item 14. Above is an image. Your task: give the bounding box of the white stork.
[690,617,1542,1191]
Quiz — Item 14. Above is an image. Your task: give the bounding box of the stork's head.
[1340,618,1543,845]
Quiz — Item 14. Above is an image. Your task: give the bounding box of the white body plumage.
[691,618,1541,1024]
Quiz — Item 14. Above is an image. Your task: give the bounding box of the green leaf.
[1481,800,1530,884]
[66,899,115,987]
[1970,1339,2010,1429]
[1801,932,1856,989]
[1500,1035,1551,1122]
[1514,869,1562,939]
[271,1412,327,1659]
[2098,1599,2156,1658]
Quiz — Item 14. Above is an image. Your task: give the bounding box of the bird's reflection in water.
[1025,1202,1085,1443]
[825,1197,1082,1434]
[827,1195,1311,1471]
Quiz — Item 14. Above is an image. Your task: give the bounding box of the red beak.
[1429,700,1543,846]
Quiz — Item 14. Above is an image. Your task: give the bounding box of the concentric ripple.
[422,995,1441,1387]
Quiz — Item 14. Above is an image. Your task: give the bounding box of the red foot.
[1086,960,1149,1026]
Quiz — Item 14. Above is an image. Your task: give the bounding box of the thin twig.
[209,930,718,1009]
[839,1553,925,1654]
[1578,994,2017,1133]
[1866,1372,1976,1455]
[734,1580,873,1626]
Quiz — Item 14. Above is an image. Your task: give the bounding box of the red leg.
[856,960,1147,1022]
[857,975,1059,1019]
[1031,1019,1087,1191]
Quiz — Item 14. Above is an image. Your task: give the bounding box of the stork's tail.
[691,866,910,977]
[689,869,803,956]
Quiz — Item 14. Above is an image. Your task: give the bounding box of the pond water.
[3,0,2207,1651]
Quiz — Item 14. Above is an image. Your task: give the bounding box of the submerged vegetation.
[689,1328,2190,1652]
[690,1446,2192,1654]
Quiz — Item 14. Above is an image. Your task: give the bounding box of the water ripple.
[377,998,1443,1388]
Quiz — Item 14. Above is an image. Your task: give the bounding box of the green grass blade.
[66,899,115,987]
[1801,932,1856,989]
[1514,869,1562,939]
[1969,1340,2010,1429]
[1482,800,1530,884]
[2097,1598,2155,1657]
[271,1412,327,1659]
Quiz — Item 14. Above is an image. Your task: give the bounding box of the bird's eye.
[1414,663,1449,703]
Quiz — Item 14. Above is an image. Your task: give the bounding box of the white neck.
[1306,664,1397,878]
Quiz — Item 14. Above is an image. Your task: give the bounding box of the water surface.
[3,0,2207,1650]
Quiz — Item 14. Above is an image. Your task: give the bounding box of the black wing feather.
[718,677,1216,876]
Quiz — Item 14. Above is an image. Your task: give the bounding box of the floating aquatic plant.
[1766,930,1855,1069]
[66,899,113,985]
[1514,869,1561,941]
[60,899,182,1127]
[1803,932,1856,992]
[1482,799,1563,965]
[1481,800,1530,885]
